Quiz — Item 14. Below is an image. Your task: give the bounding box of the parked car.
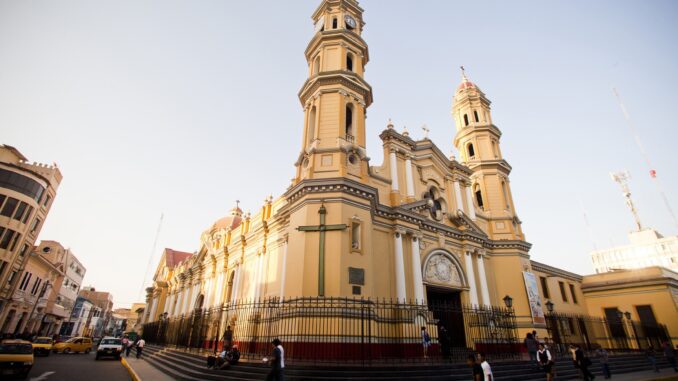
[53,337,93,354]
[95,337,122,360]
[0,339,33,379]
[31,337,53,356]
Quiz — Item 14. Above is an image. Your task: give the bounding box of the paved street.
[26,352,131,381]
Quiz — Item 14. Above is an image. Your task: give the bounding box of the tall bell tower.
[294,0,373,184]
[452,68,524,240]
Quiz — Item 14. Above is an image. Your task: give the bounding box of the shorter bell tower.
[452,68,524,240]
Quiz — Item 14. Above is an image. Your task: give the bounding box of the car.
[95,337,122,360]
[0,339,33,379]
[31,337,53,356]
[53,337,93,354]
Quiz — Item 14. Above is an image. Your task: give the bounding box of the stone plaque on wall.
[348,267,365,285]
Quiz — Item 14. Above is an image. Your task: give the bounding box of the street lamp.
[545,300,554,313]
[502,295,513,309]
[624,311,631,320]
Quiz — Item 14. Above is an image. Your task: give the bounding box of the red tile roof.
[164,248,193,268]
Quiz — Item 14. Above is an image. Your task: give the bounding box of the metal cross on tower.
[297,203,347,296]
[610,171,643,231]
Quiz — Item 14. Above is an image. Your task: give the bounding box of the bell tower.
[295,0,373,183]
[452,68,524,240]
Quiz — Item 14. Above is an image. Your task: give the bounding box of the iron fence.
[142,297,519,364]
[544,312,671,358]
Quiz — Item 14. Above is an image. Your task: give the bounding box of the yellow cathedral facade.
[142,0,677,357]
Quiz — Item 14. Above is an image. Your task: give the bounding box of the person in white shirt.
[135,337,145,359]
[478,352,493,381]
[537,343,555,381]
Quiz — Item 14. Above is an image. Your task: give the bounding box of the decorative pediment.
[420,165,445,188]
[424,252,463,288]
[448,209,487,238]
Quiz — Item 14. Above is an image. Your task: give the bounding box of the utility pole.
[610,171,643,231]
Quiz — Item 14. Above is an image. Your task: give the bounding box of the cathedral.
[141,0,677,360]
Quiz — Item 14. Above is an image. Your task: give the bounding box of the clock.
[344,15,356,29]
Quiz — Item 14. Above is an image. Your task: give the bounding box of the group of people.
[467,352,493,381]
[120,336,145,359]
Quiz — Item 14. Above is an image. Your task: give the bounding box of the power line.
[138,213,164,301]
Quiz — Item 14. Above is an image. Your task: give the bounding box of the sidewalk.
[124,356,175,381]
[602,368,678,381]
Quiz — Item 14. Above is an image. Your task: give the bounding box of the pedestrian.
[228,345,240,365]
[135,337,145,359]
[223,325,234,350]
[266,338,284,381]
[438,325,450,359]
[524,332,538,363]
[467,354,483,381]
[596,347,610,379]
[532,330,539,343]
[421,326,431,359]
[663,341,677,372]
[537,343,555,381]
[570,344,594,381]
[121,336,129,353]
[478,352,493,381]
[125,338,133,357]
[646,345,659,373]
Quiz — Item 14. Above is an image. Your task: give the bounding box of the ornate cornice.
[298,71,373,107]
[530,260,582,282]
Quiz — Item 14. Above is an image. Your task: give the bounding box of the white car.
[95,337,122,360]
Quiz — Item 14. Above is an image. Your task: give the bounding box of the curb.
[121,357,142,381]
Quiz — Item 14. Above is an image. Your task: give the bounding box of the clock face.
[344,15,356,29]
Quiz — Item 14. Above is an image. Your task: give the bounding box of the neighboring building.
[591,229,678,274]
[0,145,62,331]
[142,248,192,324]
[126,303,145,334]
[78,287,113,337]
[64,296,93,337]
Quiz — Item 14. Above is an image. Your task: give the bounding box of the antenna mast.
[138,213,164,301]
[610,171,642,231]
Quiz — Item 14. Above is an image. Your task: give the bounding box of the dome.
[457,80,477,91]
[212,202,243,230]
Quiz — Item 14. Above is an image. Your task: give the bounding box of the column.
[214,272,225,306]
[389,149,399,192]
[453,179,464,212]
[465,185,477,220]
[393,230,407,302]
[173,290,182,317]
[476,254,491,307]
[464,251,479,307]
[410,235,425,303]
[254,253,264,300]
[204,277,213,308]
[405,156,415,200]
[231,266,241,304]
[279,240,289,302]
[149,297,158,322]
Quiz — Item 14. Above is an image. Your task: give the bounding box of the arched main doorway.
[423,250,468,351]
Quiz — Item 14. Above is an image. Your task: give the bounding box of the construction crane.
[610,171,643,231]
[138,213,164,301]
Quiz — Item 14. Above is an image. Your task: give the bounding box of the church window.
[351,222,361,251]
[467,143,475,159]
[345,103,354,138]
[492,140,498,158]
[501,181,510,210]
[308,106,317,145]
[558,281,568,302]
[463,114,469,126]
[332,17,338,29]
[569,284,578,304]
[473,184,484,210]
[424,187,445,220]
[540,276,550,299]
[346,53,354,72]
[473,110,479,122]
[313,56,320,75]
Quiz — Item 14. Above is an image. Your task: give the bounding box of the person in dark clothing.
[467,354,483,381]
[223,326,233,349]
[266,338,284,381]
[663,341,678,372]
[570,344,594,380]
[646,345,660,373]
[596,348,610,379]
[438,325,450,359]
[524,333,538,363]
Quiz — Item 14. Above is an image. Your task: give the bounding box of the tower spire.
[460,65,468,81]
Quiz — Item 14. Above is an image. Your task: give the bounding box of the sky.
[1,0,677,308]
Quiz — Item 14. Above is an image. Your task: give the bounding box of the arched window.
[463,114,469,126]
[491,140,498,158]
[467,143,475,159]
[474,110,479,122]
[332,17,338,29]
[346,53,354,72]
[308,106,317,145]
[502,181,510,210]
[474,184,484,210]
[313,56,320,75]
[345,103,354,138]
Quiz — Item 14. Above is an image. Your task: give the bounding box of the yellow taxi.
[31,337,53,356]
[0,339,33,379]
[53,337,93,354]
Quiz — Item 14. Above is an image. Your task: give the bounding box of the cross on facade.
[297,203,347,296]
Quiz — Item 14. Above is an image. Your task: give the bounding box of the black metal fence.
[142,297,519,364]
[544,312,671,358]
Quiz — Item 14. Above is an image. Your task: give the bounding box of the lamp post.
[545,300,554,313]
[502,295,513,309]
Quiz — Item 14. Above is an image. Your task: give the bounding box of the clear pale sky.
[1,0,677,308]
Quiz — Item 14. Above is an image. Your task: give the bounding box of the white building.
[58,247,86,316]
[591,229,678,273]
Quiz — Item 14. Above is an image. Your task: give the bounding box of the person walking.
[467,354,483,381]
[266,338,284,381]
[646,345,660,373]
[125,338,134,357]
[663,341,677,372]
[121,336,129,354]
[596,347,610,379]
[135,337,145,359]
[438,325,450,359]
[421,326,431,359]
[524,333,538,363]
[570,344,594,380]
[223,325,234,350]
[478,352,493,381]
[537,343,555,381]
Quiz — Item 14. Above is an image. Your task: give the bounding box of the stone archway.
[422,250,467,290]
